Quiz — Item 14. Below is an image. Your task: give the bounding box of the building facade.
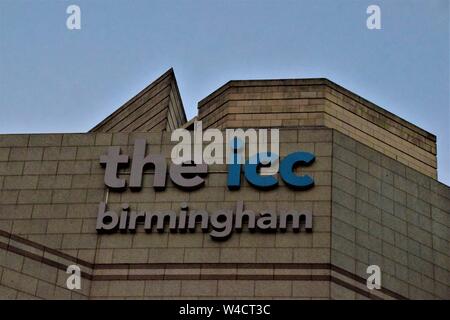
[0,69,448,299]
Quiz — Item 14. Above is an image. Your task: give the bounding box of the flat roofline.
[197,78,436,142]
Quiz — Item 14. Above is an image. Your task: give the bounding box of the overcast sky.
[0,0,449,184]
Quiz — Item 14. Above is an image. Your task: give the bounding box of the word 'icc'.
[100,139,316,191]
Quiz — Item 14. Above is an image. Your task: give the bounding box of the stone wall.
[197,79,437,178]
[1,129,448,299]
[331,131,449,299]
[0,129,334,299]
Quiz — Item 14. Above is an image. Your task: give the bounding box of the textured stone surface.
[0,129,339,299]
[331,131,449,299]
[198,79,437,178]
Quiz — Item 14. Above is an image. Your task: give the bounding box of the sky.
[0,0,449,185]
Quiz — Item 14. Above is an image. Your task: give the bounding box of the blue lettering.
[279,152,315,190]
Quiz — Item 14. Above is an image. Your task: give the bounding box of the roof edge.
[197,78,436,141]
[89,68,177,132]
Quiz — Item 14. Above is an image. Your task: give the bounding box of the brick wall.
[331,131,449,299]
[1,129,447,299]
[197,79,437,179]
[0,129,335,299]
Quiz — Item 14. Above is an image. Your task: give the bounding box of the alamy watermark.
[366,265,381,290]
[66,264,81,290]
[171,121,280,175]
[367,5,381,30]
[66,5,81,30]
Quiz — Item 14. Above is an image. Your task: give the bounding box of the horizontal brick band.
[0,228,407,300]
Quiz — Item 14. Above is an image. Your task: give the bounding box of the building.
[0,69,448,299]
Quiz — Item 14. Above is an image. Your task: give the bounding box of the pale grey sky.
[0,0,449,184]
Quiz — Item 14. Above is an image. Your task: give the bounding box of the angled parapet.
[90,68,187,133]
[197,78,437,179]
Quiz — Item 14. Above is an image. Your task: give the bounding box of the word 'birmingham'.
[97,201,313,239]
